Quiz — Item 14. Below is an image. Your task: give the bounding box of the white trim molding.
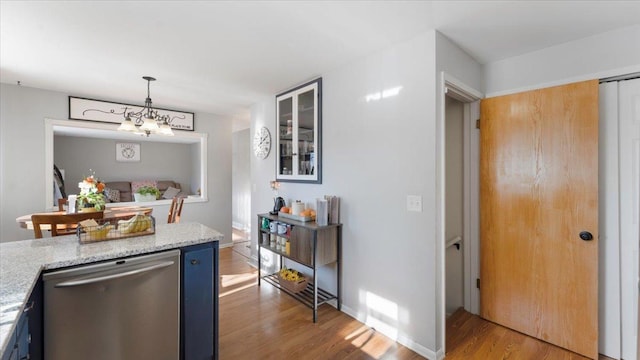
[44,118,208,211]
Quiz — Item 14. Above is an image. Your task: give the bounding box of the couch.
[103,180,184,202]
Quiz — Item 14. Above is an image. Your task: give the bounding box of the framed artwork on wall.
[69,96,195,131]
[116,142,141,162]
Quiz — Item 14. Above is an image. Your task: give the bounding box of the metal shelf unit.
[257,213,341,322]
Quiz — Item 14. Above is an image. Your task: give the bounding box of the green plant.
[135,185,161,198]
[77,192,106,210]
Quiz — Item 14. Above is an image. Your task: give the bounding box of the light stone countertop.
[0,222,222,356]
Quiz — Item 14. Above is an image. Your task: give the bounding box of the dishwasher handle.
[54,260,175,288]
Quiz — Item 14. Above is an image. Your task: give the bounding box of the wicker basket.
[278,273,308,293]
[77,215,155,244]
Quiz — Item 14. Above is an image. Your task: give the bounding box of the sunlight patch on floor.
[221,272,256,287]
[344,325,370,341]
[219,271,258,297]
[347,325,390,359]
[219,281,258,298]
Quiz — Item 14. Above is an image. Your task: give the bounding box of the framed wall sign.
[116,143,141,162]
[69,96,195,131]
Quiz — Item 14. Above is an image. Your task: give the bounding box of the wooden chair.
[57,198,68,211]
[167,197,184,224]
[31,212,104,238]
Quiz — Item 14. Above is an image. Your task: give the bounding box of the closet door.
[480,80,599,358]
[619,78,640,360]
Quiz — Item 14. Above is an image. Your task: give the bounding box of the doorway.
[438,73,483,355]
[232,128,251,258]
[444,96,464,316]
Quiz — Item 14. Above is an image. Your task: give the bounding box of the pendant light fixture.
[117,76,174,136]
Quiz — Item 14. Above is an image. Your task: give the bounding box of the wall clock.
[253,127,271,159]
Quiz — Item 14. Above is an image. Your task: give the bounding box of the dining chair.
[57,198,68,211]
[167,197,184,224]
[31,211,104,238]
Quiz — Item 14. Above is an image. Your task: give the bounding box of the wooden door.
[480,80,599,358]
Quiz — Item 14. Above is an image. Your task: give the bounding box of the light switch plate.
[407,195,422,212]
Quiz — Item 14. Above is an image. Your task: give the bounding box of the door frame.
[437,72,483,356]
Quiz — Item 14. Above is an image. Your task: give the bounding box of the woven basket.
[278,273,308,293]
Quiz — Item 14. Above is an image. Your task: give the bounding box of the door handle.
[55,261,174,287]
[579,231,593,241]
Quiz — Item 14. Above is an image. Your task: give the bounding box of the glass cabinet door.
[276,78,321,183]
[277,96,294,176]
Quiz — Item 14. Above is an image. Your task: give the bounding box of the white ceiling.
[2,1,639,125]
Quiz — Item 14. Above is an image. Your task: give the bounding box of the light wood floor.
[218,247,423,359]
[219,247,611,359]
[446,308,613,360]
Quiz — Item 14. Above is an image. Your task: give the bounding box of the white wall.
[232,128,251,231]
[445,96,464,316]
[435,31,484,356]
[0,83,233,246]
[251,30,440,357]
[484,25,640,96]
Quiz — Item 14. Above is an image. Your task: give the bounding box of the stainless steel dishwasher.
[43,250,180,360]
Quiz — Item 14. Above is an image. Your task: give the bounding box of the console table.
[257,213,341,322]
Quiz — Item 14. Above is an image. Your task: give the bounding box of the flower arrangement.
[277,267,307,293]
[77,170,106,211]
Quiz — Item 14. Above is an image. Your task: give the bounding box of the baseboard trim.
[232,222,250,232]
[340,305,437,359]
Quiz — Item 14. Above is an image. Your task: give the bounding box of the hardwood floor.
[446,308,613,360]
[231,228,251,258]
[218,247,423,359]
[219,248,612,359]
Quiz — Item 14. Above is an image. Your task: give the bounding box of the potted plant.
[77,171,106,211]
[134,185,161,202]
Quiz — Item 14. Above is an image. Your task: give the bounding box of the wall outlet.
[407,195,422,212]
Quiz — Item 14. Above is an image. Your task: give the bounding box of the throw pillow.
[104,188,121,203]
[162,186,181,199]
[131,180,158,194]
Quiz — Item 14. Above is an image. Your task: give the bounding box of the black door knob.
[579,231,593,241]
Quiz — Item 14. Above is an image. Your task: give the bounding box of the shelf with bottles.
[257,213,341,322]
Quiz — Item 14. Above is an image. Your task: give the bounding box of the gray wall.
[0,83,233,246]
[232,129,251,231]
[54,135,196,196]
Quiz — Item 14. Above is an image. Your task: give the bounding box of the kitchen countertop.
[0,222,223,356]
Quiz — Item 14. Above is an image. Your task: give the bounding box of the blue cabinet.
[182,243,219,360]
[1,278,42,360]
[2,242,218,360]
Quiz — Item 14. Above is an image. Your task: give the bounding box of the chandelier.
[117,76,174,136]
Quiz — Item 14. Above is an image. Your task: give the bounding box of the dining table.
[16,205,154,230]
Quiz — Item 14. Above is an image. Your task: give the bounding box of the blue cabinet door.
[182,243,218,360]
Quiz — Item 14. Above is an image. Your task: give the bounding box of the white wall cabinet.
[276,78,322,183]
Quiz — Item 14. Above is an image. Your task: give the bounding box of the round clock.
[253,126,271,159]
